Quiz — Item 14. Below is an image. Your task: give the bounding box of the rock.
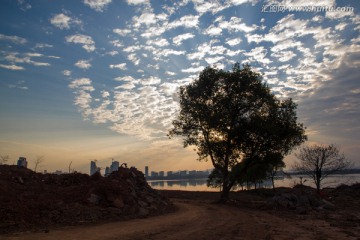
[321,199,335,210]
[295,207,308,215]
[113,197,125,209]
[138,207,149,217]
[297,195,310,207]
[17,176,24,184]
[88,193,102,205]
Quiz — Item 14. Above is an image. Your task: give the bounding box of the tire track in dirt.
[2,199,356,240]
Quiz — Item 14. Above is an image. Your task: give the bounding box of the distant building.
[90,161,100,176]
[145,166,149,177]
[17,157,27,168]
[110,161,119,172]
[151,171,159,177]
[159,171,165,177]
[54,170,63,175]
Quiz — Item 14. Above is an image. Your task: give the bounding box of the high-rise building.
[17,157,27,168]
[145,166,149,177]
[110,161,119,172]
[90,161,100,176]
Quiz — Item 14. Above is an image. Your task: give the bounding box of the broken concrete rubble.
[0,165,175,234]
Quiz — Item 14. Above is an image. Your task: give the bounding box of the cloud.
[65,34,95,52]
[193,1,227,15]
[140,76,161,86]
[325,10,354,20]
[83,0,112,12]
[17,0,31,11]
[4,52,51,67]
[228,0,257,5]
[157,49,185,57]
[0,64,25,70]
[146,38,169,47]
[114,76,137,82]
[75,59,92,69]
[109,63,127,70]
[205,56,224,65]
[181,66,205,73]
[217,17,258,33]
[110,40,123,48]
[226,38,242,46]
[126,0,149,5]
[50,13,82,29]
[271,50,296,62]
[133,12,157,27]
[114,75,140,89]
[8,80,28,90]
[172,33,195,46]
[68,78,92,89]
[106,50,119,56]
[113,28,131,36]
[168,15,200,29]
[33,43,53,49]
[204,25,223,36]
[0,34,27,44]
[62,70,72,76]
[55,0,358,147]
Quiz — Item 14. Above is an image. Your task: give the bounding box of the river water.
[148,174,360,192]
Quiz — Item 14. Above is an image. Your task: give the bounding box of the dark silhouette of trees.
[266,153,285,190]
[169,63,307,202]
[293,144,351,193]
[207,169,223,190]
[34,156,44,172]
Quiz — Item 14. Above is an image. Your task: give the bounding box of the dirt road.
[2,199,356,240]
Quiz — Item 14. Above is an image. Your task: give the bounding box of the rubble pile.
[0,165,174,234]
[266,183,360,214]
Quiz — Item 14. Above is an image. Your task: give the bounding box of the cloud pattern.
[1,0,359,146]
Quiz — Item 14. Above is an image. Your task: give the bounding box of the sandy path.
[2,199,356,240]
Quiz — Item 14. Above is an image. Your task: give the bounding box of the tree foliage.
[169,63,307,201]
[294,144,351,193]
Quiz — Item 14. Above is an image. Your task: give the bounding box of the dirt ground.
[1,166,359,239]
[3,190,359,240]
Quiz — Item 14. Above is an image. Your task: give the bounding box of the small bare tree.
[293,144,351,193]
[0,155,10,164]
[34,156,45,172]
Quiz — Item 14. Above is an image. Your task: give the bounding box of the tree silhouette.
[0,155,10,165]
[34,156,44,172]
[294,144,351,193]
[170,63,307,201]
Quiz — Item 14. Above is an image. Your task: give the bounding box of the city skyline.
[0,0,359,174]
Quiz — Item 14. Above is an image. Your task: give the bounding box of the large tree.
[169,63,306,201]
[294,144,351,193]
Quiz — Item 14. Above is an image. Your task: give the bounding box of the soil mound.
[0,165,174,234]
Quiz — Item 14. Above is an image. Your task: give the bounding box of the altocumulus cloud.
[65,34,95,52]
[61,0,359,145]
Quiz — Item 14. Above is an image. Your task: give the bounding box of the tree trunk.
[220,184,231,203]
[316,170,322,194]
[316,177,321,194]
[220,172,231,203]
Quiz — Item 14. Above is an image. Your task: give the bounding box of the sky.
[0,0,359,174]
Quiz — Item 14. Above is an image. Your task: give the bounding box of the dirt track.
[3,199,357,240]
